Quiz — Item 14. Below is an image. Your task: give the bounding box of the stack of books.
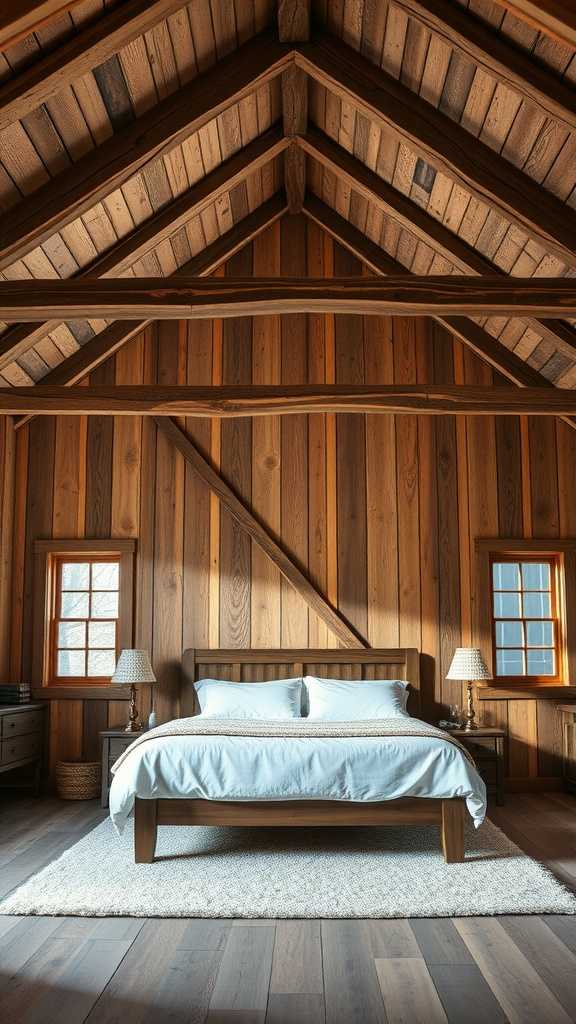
[0,683,32,705]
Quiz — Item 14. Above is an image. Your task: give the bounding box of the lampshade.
[111,649,157,685]
[446,647,492,681]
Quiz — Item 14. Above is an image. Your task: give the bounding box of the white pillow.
[194,678,302,719]
[304,676,409,721]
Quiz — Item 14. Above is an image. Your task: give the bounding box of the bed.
[109,648,486,864]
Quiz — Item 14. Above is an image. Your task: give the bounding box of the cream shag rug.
[2,817,575,918]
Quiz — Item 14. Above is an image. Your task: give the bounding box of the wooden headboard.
[181,649,420,717]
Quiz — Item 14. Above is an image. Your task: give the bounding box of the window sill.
[477,684,576,700]
[32,686,130,700]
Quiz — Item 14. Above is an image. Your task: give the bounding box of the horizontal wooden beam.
[0,30,291,273]
[394,0,576,134]
[5,384,576,416]
[295,33,576,268]
[0,0,85,50]
[301,128,576,359]
[0,127,288,371]
[12,194,288,429]
[0,0,186,130]
[493,1,576,49]
[156,417,366,649]
[1,276,575,320]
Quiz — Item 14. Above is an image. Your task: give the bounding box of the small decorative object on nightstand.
[446,648,492,732]
[111,649,156,733]
[100,728,142,807]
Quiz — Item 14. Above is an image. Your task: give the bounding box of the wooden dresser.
[0,704,45,795]
[558,704,576,794]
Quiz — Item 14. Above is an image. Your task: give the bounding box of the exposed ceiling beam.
[0,30,292,273]
[156,416,366,649]
[0,0,188,130]
[492,1,576,49]
[0,127,288,372]
[12,194,288,429]
[303,194,576,434]
[393,0,576,133]
[295,32,576,269]
[4,384,576,416]
[1,276,575,319]
[0,0,85,50]
[279,0,309,213]
[300,128,576,360]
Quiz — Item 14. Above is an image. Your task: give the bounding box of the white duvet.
[109,719,487,832]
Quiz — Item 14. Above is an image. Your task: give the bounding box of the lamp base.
[463,680,478,731]
[124,683,140,733]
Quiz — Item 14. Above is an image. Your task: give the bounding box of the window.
[53,557,120,682]
[33,539,135,691]
[491,557,560,680]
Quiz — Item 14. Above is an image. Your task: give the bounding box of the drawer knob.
[8,722,15,729]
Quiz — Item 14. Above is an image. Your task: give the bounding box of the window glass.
[492,558,556,678]
[53,557,120,682]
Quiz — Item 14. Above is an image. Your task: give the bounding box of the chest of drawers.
[0,704,45,795]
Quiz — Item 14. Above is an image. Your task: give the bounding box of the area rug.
[1,817,575,918]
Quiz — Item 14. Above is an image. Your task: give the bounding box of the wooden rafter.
[5,384,576,416]
[393,0,576,133]
[0,0,85,50]
[295,33,576,268]
[1,276,575,320]
[0,0,187,130]
[12,194,288,429]
[301,128,576,360]
[0,30,291,273]
[279,0,310,213]
[492,1,576,49]
[0,127,288,372]
[155,417,366,649]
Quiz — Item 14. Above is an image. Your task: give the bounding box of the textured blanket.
[111,716,475,774]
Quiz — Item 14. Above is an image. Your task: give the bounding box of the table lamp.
[446,648,492,732]
[111,650,157,733]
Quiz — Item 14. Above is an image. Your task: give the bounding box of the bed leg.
[441,799,465,863]
[134,798,158,863]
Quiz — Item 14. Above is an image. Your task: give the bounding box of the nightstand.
[100,728,143,808]
[445,727,506,806]
[0,704,46,796]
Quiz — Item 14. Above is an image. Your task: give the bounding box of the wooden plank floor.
[1,793,576,1023]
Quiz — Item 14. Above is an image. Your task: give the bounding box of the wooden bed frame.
[133,648,466,864]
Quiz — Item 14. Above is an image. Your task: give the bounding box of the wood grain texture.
[492,1,576,48]
[2,275,576,319]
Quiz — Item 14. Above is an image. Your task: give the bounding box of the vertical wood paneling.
[0,416,16,683]
[280,216,309,646]
[220,245,252,648]
[7,215,576,786]
[152,320,185,722]
[335,241,368,642]
[251,223,281,648]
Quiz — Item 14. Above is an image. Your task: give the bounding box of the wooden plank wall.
[4,214,575,787]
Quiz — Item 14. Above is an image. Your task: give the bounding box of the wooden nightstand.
[100,729,143,808]
[445,727,506,806]
[0,704,46,796]
[557,705,576,794]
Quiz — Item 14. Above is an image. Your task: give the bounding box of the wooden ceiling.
[0,0,575,392]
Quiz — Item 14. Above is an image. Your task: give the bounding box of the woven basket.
[55,761,100,801]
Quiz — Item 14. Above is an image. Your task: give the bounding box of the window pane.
[88,621,116,649]
[57,620,86,649]
[91,591,119,619]
[527,649,555,676]
[91,562,119,591]
[494,592,521,618]
[60,591,89,618]
[87,650,117,677]
[57,650,85,677]
[496,649,525,676]
[523,592,551,618]
[522,562,551,591]
[61,562,90,590]
[492,562,520,590]
[495,620,523,647]
[526,621,554,648]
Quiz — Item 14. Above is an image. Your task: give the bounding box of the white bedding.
[109,717,487,831]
